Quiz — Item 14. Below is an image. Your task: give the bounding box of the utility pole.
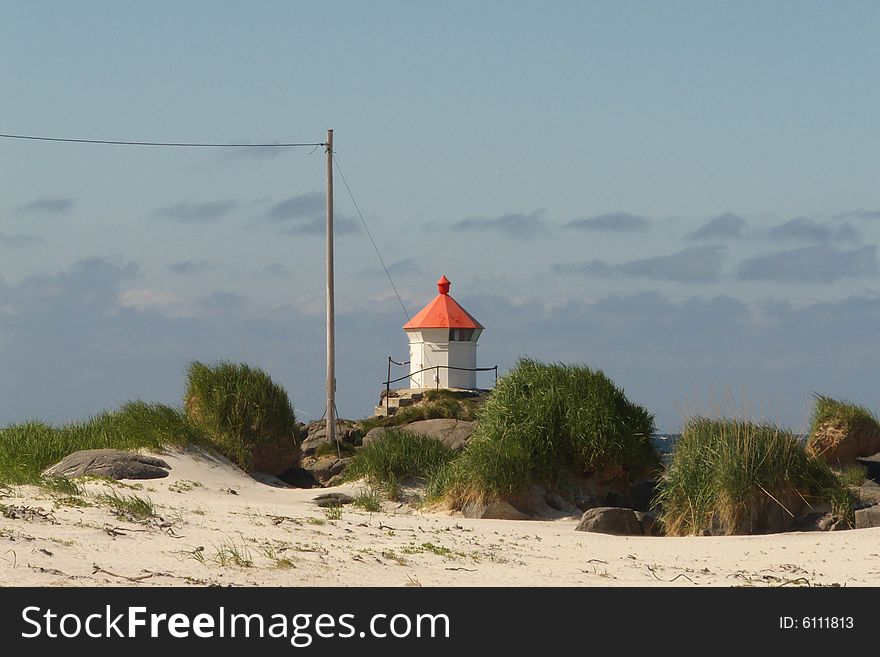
[325,129,336,446]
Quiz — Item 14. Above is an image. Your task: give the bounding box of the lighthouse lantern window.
[449,328,481,342]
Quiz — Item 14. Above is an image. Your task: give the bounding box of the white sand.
[2,447,879,587]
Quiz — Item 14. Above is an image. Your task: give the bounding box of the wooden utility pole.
[325,129,336,446]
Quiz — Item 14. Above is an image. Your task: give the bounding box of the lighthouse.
[402,275,484,389]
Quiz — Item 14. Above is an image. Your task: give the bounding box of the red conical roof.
[403,275,483,330]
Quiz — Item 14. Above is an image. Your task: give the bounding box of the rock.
[42,449,171,480]
[603,490,628,508]
[635,511,662,536]
[629,480,658,512]
[363,419,476,451]
[313,492,354,507]
[277,467,318,489]
[857,455,880,484]
[573,491,598,511]
[808,421,880,466]
[851,482,880,505]
[301,456,351,487]
[855,505,880,529]
[461,499,532,520]
[248,439,300,477]
[575,507,642,536]
[302,420,363,456]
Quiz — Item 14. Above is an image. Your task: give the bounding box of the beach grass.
[809,394,877,435]
[0,401,209,485]
[437,358,656,505]
[656,416,851,536]
[345,428,454,495]
[95,491,156,520]
[184,360,298,468]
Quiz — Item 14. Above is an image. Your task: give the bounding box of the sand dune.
[2,447,879,587]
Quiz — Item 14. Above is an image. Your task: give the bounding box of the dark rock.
[857,455,880,484]
[603,490,628,508]
[363,419,476,451]
[575,507,642,536]
[42,449,171,480]
[302,421,363,456]
[301,456,351,487]
[313,492,354,507]
[278,467,318,489]
[855,504,880,529]
[635,511,662,536]
[851,482,880,505]
[461,499,532,520]
[574,491,598,511]
[628,480,658,512]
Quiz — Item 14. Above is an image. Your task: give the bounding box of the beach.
[2,446,879,587]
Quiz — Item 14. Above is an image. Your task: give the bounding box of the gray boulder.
[363,419,476,451]
[301,455,351,486]
[576,507,642,536]
[313,492,354,508]
[461,499,532,520]
[42,449,171,480]
[855,505,880,529]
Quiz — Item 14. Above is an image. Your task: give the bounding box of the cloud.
[554,245,725,283]
[766,218,859,244]
[156,200,239,223]
[449,211,548,239]
[0,232,44,248]
[737,245,878,283]
[275,216,359,235]
[266,192,359,235]
[268,193,324,222]
[686,213,748,240]
[834,209,880,221]
[6,257,880,434]
[260,263,290,277]
[565,212,649,232]
[363,258,423,278]
[15,197,74,214]
[168,260,211,275]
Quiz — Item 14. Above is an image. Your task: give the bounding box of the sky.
[2,1,880,432]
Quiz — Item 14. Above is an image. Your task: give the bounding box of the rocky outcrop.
[855,505,880,529]
[808,420,880,466]
[575,507,643,536]
[42,449,171,480]
[300,455,351,487]
[301,420,363,457]
[461,499,533,521]
[363,419,476,451]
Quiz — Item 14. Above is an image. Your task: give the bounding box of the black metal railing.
[382,356,498,414]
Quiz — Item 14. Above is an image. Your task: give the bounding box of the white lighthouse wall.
[405,328,479,389]
[448,341,477,389]
[406,329,449,388]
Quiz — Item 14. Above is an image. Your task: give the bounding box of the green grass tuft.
[0,402,209,485]
[345,429,455,494]
[809,394,877,434]
[656,417,852,536]
[352,489,384,513]
[438,358,656,505]
[96,491,156,520]
[184,360,298,468]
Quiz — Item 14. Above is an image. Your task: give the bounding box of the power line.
[0,133,325,148]
[332,153,412,323]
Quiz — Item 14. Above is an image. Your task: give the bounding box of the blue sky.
[2,2,880,431]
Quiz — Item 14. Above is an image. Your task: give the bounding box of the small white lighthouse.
[402,275,484,389]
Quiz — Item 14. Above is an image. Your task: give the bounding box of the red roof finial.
[437,275,450,295]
